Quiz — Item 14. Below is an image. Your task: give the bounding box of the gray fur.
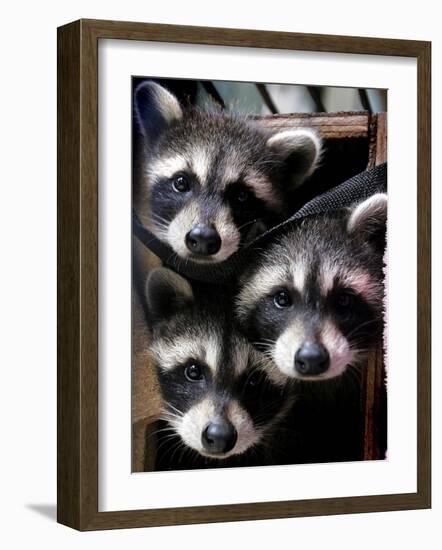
[236,194,387,381]
[146,268,293,460]
[134,81,321,261]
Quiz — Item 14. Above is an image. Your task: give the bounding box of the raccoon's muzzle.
[294,341,330,376]
[201,418,238,454]
[185,223,222,256]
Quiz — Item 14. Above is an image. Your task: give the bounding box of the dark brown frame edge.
[57,18,431,531]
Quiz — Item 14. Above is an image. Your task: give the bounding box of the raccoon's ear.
[145,268,193,321]
[266,129,322,187]
[347,193,387,252]
[134,81,183,142]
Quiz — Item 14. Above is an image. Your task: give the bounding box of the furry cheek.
[210,206,241,262]
[225,400,262,455]
[174,397,215,455]
[166,202,241,261]
[272,323,306,378]
[166,202,200,258]
[174,397,261,458]
[243,171,284,211]
[272,319,356,380]
[318,319,356,379]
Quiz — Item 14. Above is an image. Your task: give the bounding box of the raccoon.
[145,267,293,469]
[236,193,387,381]
[134,81,321,262]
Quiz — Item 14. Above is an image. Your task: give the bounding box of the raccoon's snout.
[185,224,222,256]
[202,419,238,454]
[294,342,330,376]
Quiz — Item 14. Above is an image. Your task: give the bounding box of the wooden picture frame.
[57,19,431,530]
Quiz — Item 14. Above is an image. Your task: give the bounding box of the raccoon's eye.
[172,174,191,193]
[234,188,250,203]
[184,363,204,382]
[334,290,355,310]
[273,289,292,309]
[246,369,266,388]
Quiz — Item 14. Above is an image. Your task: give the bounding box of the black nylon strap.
[133,162,387,284]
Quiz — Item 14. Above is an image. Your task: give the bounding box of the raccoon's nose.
[202,420,238,454]
[294,342,330,376]
[185,224,221,256]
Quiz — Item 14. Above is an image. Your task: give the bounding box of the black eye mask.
[133,163,387,285]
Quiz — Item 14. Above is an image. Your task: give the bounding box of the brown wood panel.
[79,19,100,530]
[57,19,431,530]
[57,19,100,531]
[416,41,431,507]
[131,270,162,472]
[362,346,386,460]
[375,112,388,165]
[362,111,387,460]
[367,112,387,168]
[81,18,428,57]
[85,492,428,530]
[256,112,369,139]
[57,20,81,529]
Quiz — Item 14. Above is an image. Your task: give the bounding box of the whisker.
[165,403,184,417]
[345,316,384,340]
[237,218,262,232]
